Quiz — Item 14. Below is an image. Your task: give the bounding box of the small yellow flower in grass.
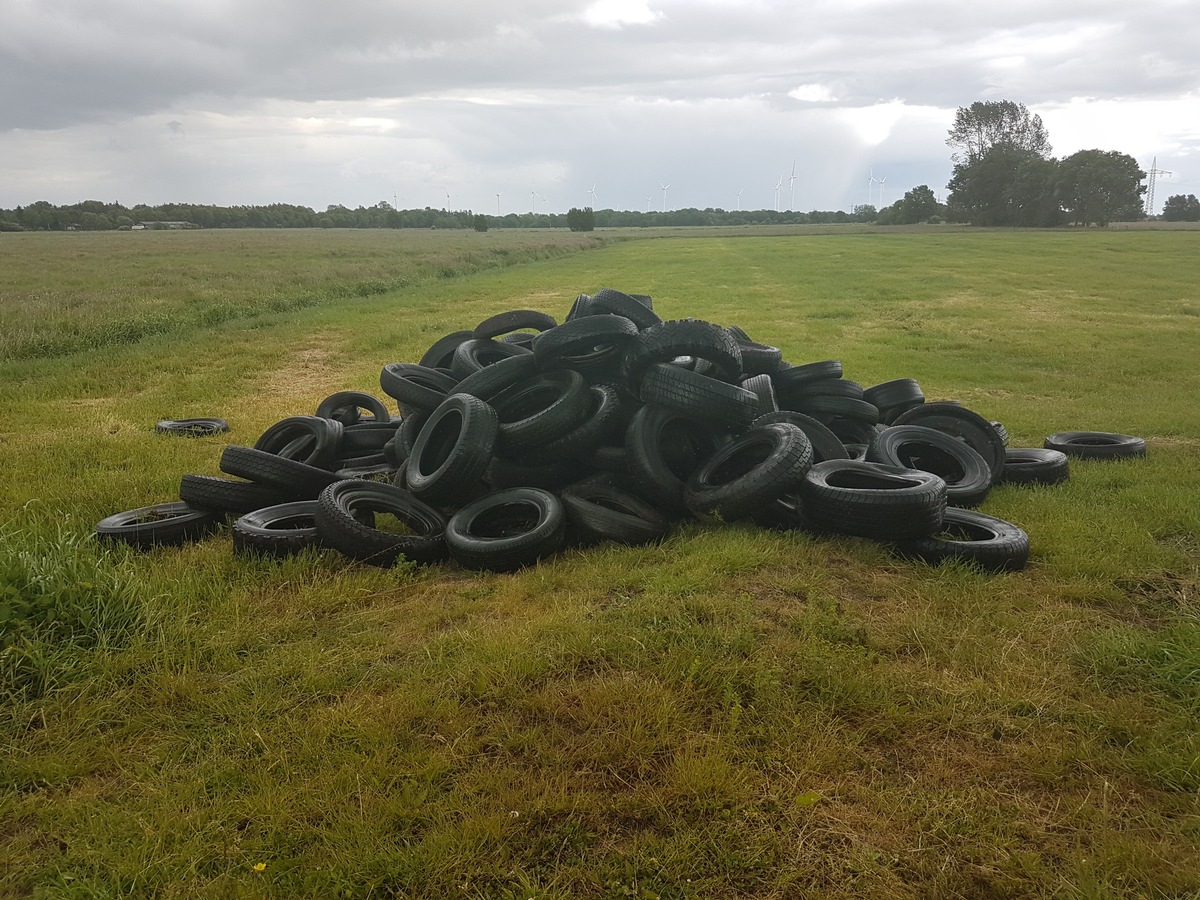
[253,862,267,872]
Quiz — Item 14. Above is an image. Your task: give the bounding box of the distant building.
[138,221,199,230]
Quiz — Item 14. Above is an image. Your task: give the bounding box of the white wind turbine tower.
[877,176,886,208]
[867,169,878,207]
[587,183,599,207]
[444,189,453,211]
[496,192,502,216]
[788,161,797,210]
[773,176,784,212]
[660,182,671,212]
[646,196,653,213]
[736,188,744,211]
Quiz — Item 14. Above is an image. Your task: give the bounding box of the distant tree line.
[0,108,1185,233]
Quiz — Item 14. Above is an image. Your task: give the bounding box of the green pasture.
[2,228,1198,898]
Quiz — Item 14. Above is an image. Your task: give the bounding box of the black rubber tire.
[155,418,229,437]
[379,364,460,414]
[179,473,293,516]
[782,394,880,425]
[800,459,947,541]
[253,415,344,469]
[589,288,662,330]
[621,319,743,390]
[779,378,865,401]
[999,448,1070,485]
[452,352,540,402]
[532,314,639,372]
[751,411,848,463]
[638,363,758,430]
[991,421,1010,447]
[485,455,589,490]
[727,328,784,375]
[450,338,532,381]
[738,373,779,418]
[232,501,324,557]
[445,488,566,571]
[473,309,558,340]
[492,370,592,456]
[315,481,448,567]
[418,329,475,370]
[684,423,814,522]
[523,383,624,463]
[561,483,670,546]
[624,404,731,515]
[564,293,593,321]
[893,402,1007,485]
[95,501,222,548]
[863,379,924,412]
[867,425,992,508]
[219,445,343,499]
[405,393,499,507]
[892,508,1030,573]
[1043,431,1147,460]
[340,419,402,455]
[771,360,843,393]
[314,391,390,425]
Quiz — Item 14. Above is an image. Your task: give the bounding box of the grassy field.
[2,227,1199,898]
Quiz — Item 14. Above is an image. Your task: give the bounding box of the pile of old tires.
[96,288,1147,574]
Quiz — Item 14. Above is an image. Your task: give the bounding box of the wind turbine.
[587,183,599,208]
[877,176,886,208]
[660,182,671,212]
[646,196,653,213]
[496,192,502,216]
[773,176,784,212]
[736,188,744,211]
[444,189,453,211]
[788,161,797,211]
[867,169,878,207]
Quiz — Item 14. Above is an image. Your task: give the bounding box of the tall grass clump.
[0,520,150,700]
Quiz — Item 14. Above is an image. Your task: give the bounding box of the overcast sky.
[2,0,1197,214]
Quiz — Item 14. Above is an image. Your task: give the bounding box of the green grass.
[2,227,1199,898]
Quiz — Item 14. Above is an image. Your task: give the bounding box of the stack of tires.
[97,288,1146,574]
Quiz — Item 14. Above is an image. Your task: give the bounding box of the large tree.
[1056,150,1146,226]
[894,185,940,223]
[947,100,1052,163]
[1161,193,1200,222]
[947,146,1060,227]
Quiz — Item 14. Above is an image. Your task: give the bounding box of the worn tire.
[95,501,222,548]
[999,447,1070,485]
[638,363,758,430]
[624,404,731,515]
[219,445,343,499]
[253,415,344,468]
[684,423,814,522]
[892,508,1030,572]
[473,309,558,340]
[492,370,592,456]
[1043,431,1146,460]
[751,411,848,463]
[380,364,460,414]
[561,483,670,546]
[155,417,229,436]
[314,391,390,425]
[405,393,498,507]
[315,481,448,567]
[800,459,947,541]
[893,402,1007,484]
[179,473,292,516]
[867,424,992,508]
[622,318,743,390]
[232,501,324,557]
[445,488,567,571]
